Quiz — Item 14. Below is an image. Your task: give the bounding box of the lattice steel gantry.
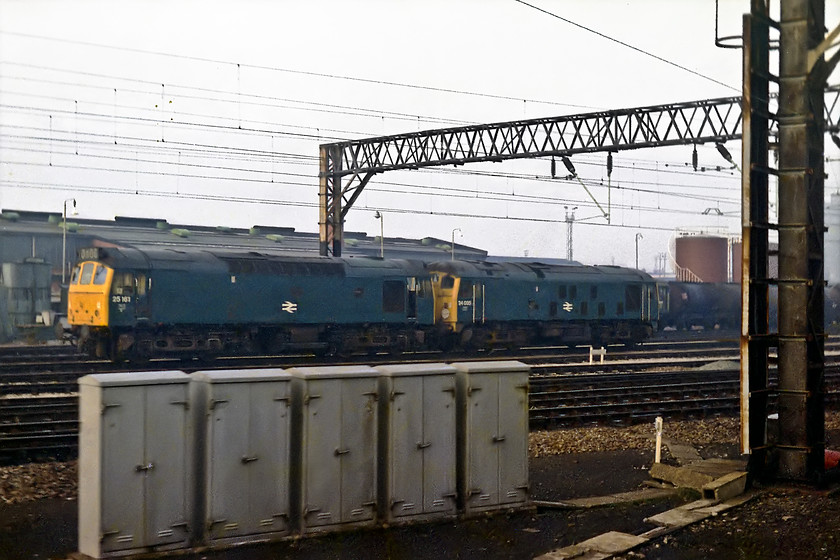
[318,97,745,256]
[319,87,840,257]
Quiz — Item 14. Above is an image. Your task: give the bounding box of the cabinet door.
[207,385,250,539]
[465,373,499,509]
[303,379,342,528]
[497,372,529,505]
[101,386,146,553]
[248,382,291,534]
[144,383,190,546]
[339,377,377,522]
[422,376,457,513]
[389,377,424,518]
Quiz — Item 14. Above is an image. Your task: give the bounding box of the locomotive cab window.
[441,275,455,289]
[93,265,108,285]
[70,266,81,285]
[79,263,95,285]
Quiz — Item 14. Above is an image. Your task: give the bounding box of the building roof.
[0,209,488,263]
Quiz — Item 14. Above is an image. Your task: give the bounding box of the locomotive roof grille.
[218,256,346,276]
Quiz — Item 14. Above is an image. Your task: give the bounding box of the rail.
[3,359,839,463]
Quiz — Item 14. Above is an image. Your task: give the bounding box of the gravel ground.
[1,412,839,559]
[0,415,755,506]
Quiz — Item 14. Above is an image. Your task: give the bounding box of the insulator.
[562,156,576,175]
[607,152,613,177]
[692,145,698,171]
[551,157,556,178]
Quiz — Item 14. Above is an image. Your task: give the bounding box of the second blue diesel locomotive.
[68,246,662,360]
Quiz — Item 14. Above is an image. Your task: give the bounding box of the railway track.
[528,365,840,427]
[2,336,839,462]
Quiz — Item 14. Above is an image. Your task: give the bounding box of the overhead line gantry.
[319,87,840,256]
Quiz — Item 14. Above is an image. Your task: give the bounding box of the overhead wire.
[1,137,741,207]
[0,31,596,111]
[0,179,734,231]
[0,67,474,127]
[0,28,745,228]
[513,0,740,93]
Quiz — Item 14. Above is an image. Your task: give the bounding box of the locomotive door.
[473,283,485,324]
[134,273,150,321]
[406,277,418,321]
[458,281,485,324]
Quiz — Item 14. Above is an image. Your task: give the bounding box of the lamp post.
[374,211,384,258]
[564,206,577,261]
[62,198,76,284]
[451,228,462,261]
[635,232,644,270]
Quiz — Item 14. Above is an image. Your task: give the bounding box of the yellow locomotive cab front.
[431,272,459,332]
[68,261,113,327]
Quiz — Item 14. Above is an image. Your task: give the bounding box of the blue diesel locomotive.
[68,246,661,360]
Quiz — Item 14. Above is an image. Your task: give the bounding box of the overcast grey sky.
[1,1,838,270]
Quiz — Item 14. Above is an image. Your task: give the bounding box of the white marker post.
[654,416,664,463]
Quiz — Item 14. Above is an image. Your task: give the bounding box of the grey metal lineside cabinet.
[78,371,192,559]
[452,361,530,514]
[191,369,293,545]
[288,366,379,534]
[375,363,458,523]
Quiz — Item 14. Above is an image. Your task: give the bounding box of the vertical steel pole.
[776,0,825,481]
[318,145,330,256]
[319,145,343,257]
[740,4,771,464]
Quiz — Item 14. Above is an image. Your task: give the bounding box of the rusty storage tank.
[827,192,840,286]
[674,235,728,283]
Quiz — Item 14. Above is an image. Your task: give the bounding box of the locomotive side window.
[558,285,567,298]
[590,285,598,299]
[417,279,432,297]
[569,285,577,299]
[580,301,588,316]
[79,263,95,285]
[112,272,135,296]
[93,265,108,285]
[136,274,147,296]
[458,280,473,298]
[658,285,669,313]
[383,280,405,313]
[625,285,642,312]
[598,302,606,317]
